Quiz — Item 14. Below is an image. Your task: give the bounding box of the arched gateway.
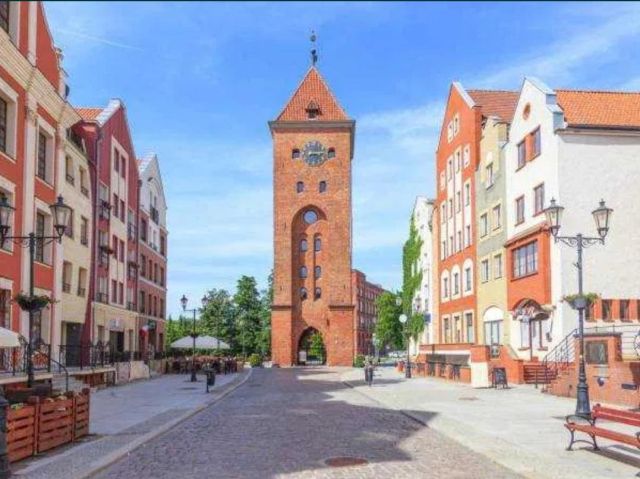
[297,328,326,365]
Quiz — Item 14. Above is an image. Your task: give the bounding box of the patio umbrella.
[0,327,21,348]
[170,335,230,350]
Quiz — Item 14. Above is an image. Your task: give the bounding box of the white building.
[505,77,640,360]
[410,196,435,354]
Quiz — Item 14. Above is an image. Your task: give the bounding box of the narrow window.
[292,149,300,159]
[300,266,308,278]
[533,184,545,215]
[453,273,459,295]
[464,267,471,291]
[300,239,308,252]
[314,236,321,251]
[531,128,541,157]
[481,260,489,282]
[493,204,502,229]
[620,300,629,320]
[517,141,526,169]
[515,196,525,225]
[314,287,322,300]
[327,148,335,159]
[465,313,474,343]
[486,162,494,187]
[296,181,304,193]
[35,213,45,262]
[300,288,308,300]
[0,97,7,153]
[319,181,327,193]
[602,300,611,320]
[480,213,488,237]
[37,132,47,181]
[314,266,321,279]
[494,254,503,279]
[114,150,119,172]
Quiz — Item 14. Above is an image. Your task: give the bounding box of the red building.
[269,64,356,366]
[352,270,386,356]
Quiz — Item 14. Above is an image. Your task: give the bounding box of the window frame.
[512,240,538,279]
[515,196,525,225]
[533,183,545,216]
[517,140,526,169]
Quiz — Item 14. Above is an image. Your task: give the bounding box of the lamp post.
[0,194,71,388]
[180,294,209,382]
[543,198,613,418]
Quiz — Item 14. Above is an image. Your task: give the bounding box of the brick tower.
[269,63,355,367]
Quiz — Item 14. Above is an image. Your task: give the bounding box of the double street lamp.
[180,294,209,382]
[543,198,613,418]
[0,194,71,387]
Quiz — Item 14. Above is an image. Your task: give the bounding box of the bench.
[565,403,640,451]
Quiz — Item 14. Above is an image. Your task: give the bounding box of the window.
[111,279,118,303]
[35,212,45,263]
[300,288,308,300]
[481,260,489,282]
[484,321,502,345]
[453,115,460,135]
[314,287,322,300]
[480,213,488,237]
[300,266,308,278]
[119,282,124,305]
[303,210,318,224]
[464,183,470,206]
[532,128,541,158]
[140,219,147,242]
[492,204,502,230]
[78,268,87,297]
[454,315,461,343]
[486,162,494,187]
[113,194,119,218]
[296,181,304,193]
[160,235,166,256]
[448,199,453,218]
[464,267,472,292]
[439,171,445,190]
[620,300,629,320]
[0,2,8,34]
[0,289,9,329]
[62,262,72,293]
[37,132,48,181]
[120,200,125,222]
[314,266,321,279]
[456,191,461,212]
[327,148,335,159]
[300,239,308,252]
[455,150,461,172]
[160,267,165,286]
[515,196,525,225]
[441,204,446,223]
[319,181,327,193]
[453,273,459,295]
[443,318,450,343]
[80,169,88,196]
[120,157,126,179]
[0,97,6,153]
[494,254,503,279]
[114,150,119,172]
[443,278,449,298]
[447,123,453,142]
[465,225,471,247]
[602,300,612,321]
[465,313,474,343]
[533,184,545,215]
[517,140,526,169]
[0,189,13,252]
[65,209,74,238]
[512,241,538,278]
[292,149,300,159]
[119,240,125,263]
[314,236,321,251]
[447,158,452,180]
[449,235,453,255]
[463,145,470,167]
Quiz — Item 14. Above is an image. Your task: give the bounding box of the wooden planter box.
[5,388,91,463]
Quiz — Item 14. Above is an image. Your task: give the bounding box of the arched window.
[327,148,335,159]
[314,287,322,300]
[303,210,318,225]
[296,181,304,193]
[319,181,327,193]
[300,266,308,278]
[292,149,300,159]
[300,239,308,252]
[300,288,308,300]
[314,266,321,279]
[314,236,321,251]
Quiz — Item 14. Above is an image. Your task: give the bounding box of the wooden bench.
[565,403,640,451]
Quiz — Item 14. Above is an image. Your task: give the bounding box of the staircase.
[523,362,557,385]
[540,328,578,392]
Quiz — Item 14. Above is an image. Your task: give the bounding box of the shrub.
[248,353,262,368]
[353,354,365,368]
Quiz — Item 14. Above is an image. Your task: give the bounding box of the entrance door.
[65,323,83,367]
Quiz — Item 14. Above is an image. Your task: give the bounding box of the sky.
[44,1,640,318]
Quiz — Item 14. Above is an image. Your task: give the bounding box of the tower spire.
[310,30,318,66]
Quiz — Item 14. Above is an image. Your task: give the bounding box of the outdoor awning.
[170,335,230,350]
[0,327,21,348]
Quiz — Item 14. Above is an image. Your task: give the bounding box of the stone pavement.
[95,367,521,479]
[13,370,249,479]
[342,366,640,479]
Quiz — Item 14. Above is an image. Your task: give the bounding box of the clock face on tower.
[302,140,327,167]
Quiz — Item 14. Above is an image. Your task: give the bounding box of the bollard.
[0,387,11,478]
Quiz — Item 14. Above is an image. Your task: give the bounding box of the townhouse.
[137,153,167,354]
[352,270,385,357]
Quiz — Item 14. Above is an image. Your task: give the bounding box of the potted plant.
[562,293,599,310]
[13,293,55,312]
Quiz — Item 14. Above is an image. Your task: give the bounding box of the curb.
[14,369,253,479]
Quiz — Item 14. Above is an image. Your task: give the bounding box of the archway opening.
[297,327,326,365]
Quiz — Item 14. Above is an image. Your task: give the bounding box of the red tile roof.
[75,107,103,121]
[276,67,349,121]
[467,90,519,122]
[556,90,640,129]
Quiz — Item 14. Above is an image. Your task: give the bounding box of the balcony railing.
[62,283,71,293]
[66,174,75,185]
[80,236,89,246]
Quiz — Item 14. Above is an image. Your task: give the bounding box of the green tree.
[374,291,404,352]
[256,271,273,357]
[308,332,325,362]
[165,314,190,349]
[233,275,262,356]
[402,215,424,344]
[200,289,236,351]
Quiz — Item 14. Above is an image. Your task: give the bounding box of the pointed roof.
[275,67,349,121]
[555,89,640,129]
[467,90,519,122]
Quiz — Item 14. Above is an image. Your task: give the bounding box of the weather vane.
[310,30,318,66]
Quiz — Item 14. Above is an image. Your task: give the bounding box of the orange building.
[269,64,356,366]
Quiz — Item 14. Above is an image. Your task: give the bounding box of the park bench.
[565,403,640,451]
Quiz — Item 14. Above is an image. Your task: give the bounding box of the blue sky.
[44,1,640,318]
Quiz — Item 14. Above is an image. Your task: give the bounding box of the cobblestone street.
[95,368,520,479]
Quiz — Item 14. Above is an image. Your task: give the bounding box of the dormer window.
[292,149,300,159]
[306,100,320,119]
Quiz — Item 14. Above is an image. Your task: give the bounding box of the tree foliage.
[200,289,236,350]
[374,291,404,351]
[308,332,325,362]
[233,275,263,357]
[402,216,424,343]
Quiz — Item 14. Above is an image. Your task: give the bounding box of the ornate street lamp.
[0,194,71,388]
[180,294,208,382]
[543,198,613,418]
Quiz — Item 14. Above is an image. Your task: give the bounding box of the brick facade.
[270,67,355,366]
[352,270,386,356]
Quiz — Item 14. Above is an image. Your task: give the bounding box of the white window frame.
[0,77,18,160]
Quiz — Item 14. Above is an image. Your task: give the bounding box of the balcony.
[62,283,71,293]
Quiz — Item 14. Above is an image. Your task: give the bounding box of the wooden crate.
[73,389,90,440]
[6,404,36,462]
[36,395,74,453]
